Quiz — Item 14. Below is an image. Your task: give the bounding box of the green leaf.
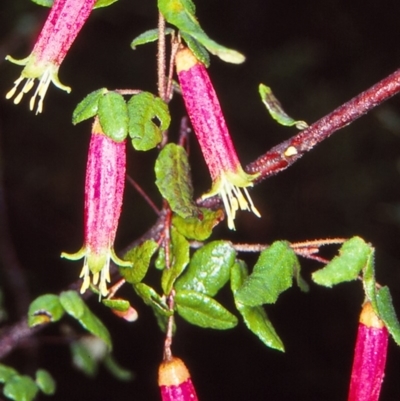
[376,286,400,346]
[259,84,308,129]
[155,247,166,270]
[70,340,99,377]
[28,294,65,327]
[312,237,373,287]
[231,260,284,351]
[128,92,170,151]
[180,32,210,67]
[3,375,38,401]
[30,0,53,7]
[103,355,134,381]
[120,240,158,284]
[235,241,297,306]
[59,291,112,349]
[161,228,190,295]
[172,207,223,241]
[158,0,245,64]
[98,91,129,142]
[102,299,130,312]
[131,28,174,49]
[175,290,238,329]
[134,283,172,317]
[175,241,236,297]
[72,88,106,125]
[155,143,199,218]
[362,247,378,310]
[0,364,17,384]
[35,370,56,395]
[31,0,117,8]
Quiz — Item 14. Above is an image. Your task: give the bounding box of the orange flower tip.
[360,302,385,329]
[158,357,191,387]
[203,171,260,230]
[5,55,71,114]
[175,47,199,73]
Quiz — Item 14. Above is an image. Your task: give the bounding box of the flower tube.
[347,302,389,401]
[158,357,199,401]
[62,118,130,297]
[175,46,260,230]
[6,0,96,114]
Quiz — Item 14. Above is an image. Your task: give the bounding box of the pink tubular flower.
[347,302,389,401]
[175,46,260,230]
[62,118,130,297]
[158,357,199,401]
[5,0,96,114]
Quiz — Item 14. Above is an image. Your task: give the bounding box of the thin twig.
[126,174,160,215]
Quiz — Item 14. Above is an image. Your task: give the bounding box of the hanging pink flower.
[347,302,389,401]
[158,357,199,401]
[5,0,96,114]
[175,46,260,230]
[62,118,130,297]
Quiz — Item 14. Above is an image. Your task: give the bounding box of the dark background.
[1,0,400,400]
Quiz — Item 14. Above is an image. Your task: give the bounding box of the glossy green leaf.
[72,88,106,125]
[376,286,400,346]
[131,28,174,49]
[231,260,284,351]
[0,364,17,383]
[172,207,223,241]
[155,143,199,218]
[3,375,38,401]
[102,299,130,312]
[259,84,308,129]
[120,240,158,284]
[161,228,190,295]
[128,92,170,151]
[70,340,98,377]
[103,355,134,381]
[35,370,56,395]
[235,241,297,306]
[175,241,235,297]
[28,294,65,327]
[312,237,372,287]
[59,291,112,349]
[98,91,129,142]
[175,290,238,329]
[180,32,210,67]
[134,283,172,317]
[158,0,245,64]
[30,0,52,7]
[155,247,166,270]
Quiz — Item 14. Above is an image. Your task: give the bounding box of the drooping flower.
[175,46,260,230]
[62,118,130,297]
[347,302,389,401]
[5,0,97,114]
[158,357,199,401]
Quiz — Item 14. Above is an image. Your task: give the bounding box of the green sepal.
[312,237,372,287]
[131,28,174,49]
[133,283,172,317]
[376,286,400,346]
[128,92,170,151]
[59,291,112,350]
[0,364,18,384]
[98,91,129,142]
[172,207,223,241]
[31,0,118,8]
[175,290,238,329]
[155,143,199,218]
[28,294,65,327]
[362,246,378,309]
[259,84,308,129]
[155,247,166,270]
[158,0,245,64]
[103,355,134,381]
[35,370,56,395]
[175,241,236,297]
[72,88,107,125]
[161,227,190,295]
[120,240,158,284]
[235,241,298,306]
[231,260,284,351]
[102,299,130,312]
[180,32,210,67]
[3,375,38,401]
